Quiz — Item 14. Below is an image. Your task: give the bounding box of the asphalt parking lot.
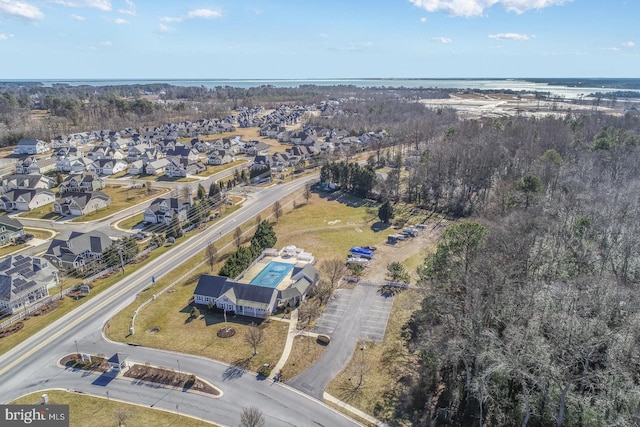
[312,283,394,342]
[360,291,395,341]
[312,290,350,336]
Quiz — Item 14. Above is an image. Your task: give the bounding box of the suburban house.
[165,158,206,178]
[193,246,319,318]
[88,159,128,176]
[58,173,104,193]
[243,141,270,156]
[145,158,171,175]
[15,157,57,175]
[0,254,59,315]
[206,150,235,166]
[44,230,113,273]
[0,189,55,212]
[165,144,200,162]
[193,275,278,318]
[13,139,50,155]
[0,174,56,193]
[56,155,94,174]
[53,191,111,216]
[0,216,24,247]
[128,160,144,175]
[143,197,191,225]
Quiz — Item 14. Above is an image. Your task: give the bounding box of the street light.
[74,340,79,357]
[177,359,181,377]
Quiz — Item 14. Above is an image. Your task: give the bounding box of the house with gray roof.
[44,230,112,273]
[0,174,56,193]
[277,263,321,307]
[53,191,111,216]
[0,189,55,212]
[0,216,24,247]
[143,196,191,225]
[0,254,59,316]
[193,275,278,318]
[145,158,171,175]
[13,138,50,155]
[15,157,57,175]
[58,173,104,193]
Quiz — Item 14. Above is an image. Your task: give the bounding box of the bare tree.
[320,258,347,289]
[234,227,243,248]
[303,183,312,204]
[240,406,265,427]
[244,323,265,356]
[113,408,133,427]
[297,298,321,329]
[273,200,282,222]
[205,242,217,271]
[180,184,191,201]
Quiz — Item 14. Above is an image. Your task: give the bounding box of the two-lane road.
[0,174,363,426]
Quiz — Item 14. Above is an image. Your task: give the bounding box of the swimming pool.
[250,261,295,288]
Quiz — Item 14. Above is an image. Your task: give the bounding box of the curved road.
[0,174,363,427]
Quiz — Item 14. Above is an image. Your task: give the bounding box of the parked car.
[15,233,34,244]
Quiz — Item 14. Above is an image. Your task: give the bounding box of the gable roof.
[45,230,113,258]
[194,274,277,310]
[0,216,23,231]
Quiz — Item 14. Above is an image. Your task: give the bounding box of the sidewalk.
[324,393,390,427]
[268,308,299,380]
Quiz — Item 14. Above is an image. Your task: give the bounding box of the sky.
[0,0,638,79]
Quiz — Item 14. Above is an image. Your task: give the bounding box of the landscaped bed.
[124,364,220,396]
[60,353,110,372]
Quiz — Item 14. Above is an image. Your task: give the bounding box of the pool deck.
[239,255,303,292]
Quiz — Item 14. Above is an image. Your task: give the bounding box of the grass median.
[11,390,219,427]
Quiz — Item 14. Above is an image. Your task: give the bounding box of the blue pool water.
[250,261,295,288]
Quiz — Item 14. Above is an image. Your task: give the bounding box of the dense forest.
[2,82,640,425]
[313,95,640,425]
[347,110,640,425]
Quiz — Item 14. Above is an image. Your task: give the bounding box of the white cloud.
[409,0,569,17]
[319,33,328,38]
[187,9,222,19]
[114,17,127,24]
[70,13,85,20]
[603,47,621,52]
[489,32,533,40]
[420,16,427,22]
[49,0,111,11]
[0,33,15,40]
[0,0,44,20]
[118,0,135,15]
[328,41,374,52]
[100,40,112,46]
[160,16,182,22]
[622,41,635,48]
[157,23,174,33]
[85,0,110,10]
[432,36,452,43]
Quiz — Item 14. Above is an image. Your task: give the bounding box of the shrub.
[257,364,271,378]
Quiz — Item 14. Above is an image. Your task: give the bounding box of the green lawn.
[116,213,144,231]
[199,160,248,177]
[70,186,165,222]
[11,390,219,427]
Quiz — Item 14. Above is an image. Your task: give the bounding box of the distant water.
[5,78,633,99]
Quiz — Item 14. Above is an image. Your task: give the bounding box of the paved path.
[268,309,298,380]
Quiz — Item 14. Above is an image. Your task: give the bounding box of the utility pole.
[118,246,125,275]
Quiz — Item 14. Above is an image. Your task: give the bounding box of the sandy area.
[419,92,623,119]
